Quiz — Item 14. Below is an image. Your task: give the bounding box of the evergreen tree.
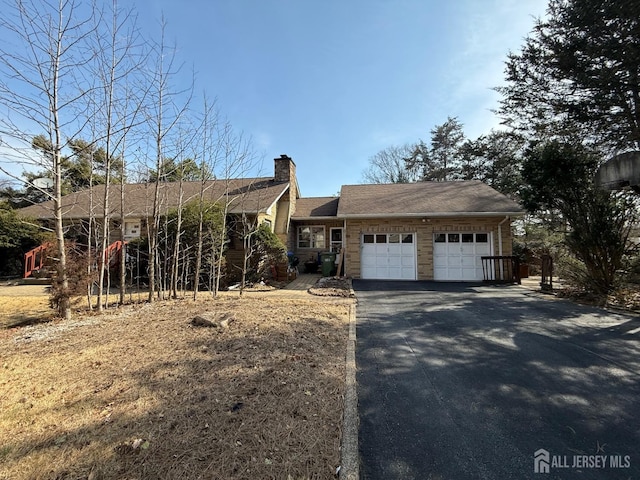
[497,0,640,150]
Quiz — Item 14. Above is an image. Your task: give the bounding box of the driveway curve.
[354,281,640,480]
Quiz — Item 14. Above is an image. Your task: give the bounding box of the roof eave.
[338,211,525,219]
[291,216,339,221]
[265,183,292,214]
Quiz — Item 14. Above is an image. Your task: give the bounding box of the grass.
[0,291,351,480]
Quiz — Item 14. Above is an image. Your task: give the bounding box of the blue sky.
[127,0,548,197]
[2,0,549,197]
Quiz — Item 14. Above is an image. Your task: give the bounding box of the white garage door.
[433,232,491,281]
[361,233,416,280]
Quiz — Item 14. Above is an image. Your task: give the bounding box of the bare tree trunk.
[53,143,70,319]
[215,211,227,296]
[97,180,112,311]
[146,19,191,303]
[95,0,144,311]
[86,213,93,310]
[119,164,127,304]
[170,178,185,299]
[86,147,96,310]
[193,201,205,300]
[192,98,219,300]
[104,223,111,309]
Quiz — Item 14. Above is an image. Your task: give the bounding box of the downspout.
[342,218,347,276]
[498,216,509,280]
[497,216,509,256]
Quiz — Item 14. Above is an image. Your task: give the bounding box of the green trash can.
[320,252,337,277]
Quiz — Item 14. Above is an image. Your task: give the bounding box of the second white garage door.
[433,232,491,281]
[361,233,416,280]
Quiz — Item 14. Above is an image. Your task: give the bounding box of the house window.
[462,233,474,243]
[297,226,325,249]
[263,219,272,231]
[402,233,414,244]
[330,227,343,252]
[125,221,141,239]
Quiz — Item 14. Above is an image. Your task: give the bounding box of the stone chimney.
[273,155,298,246]
[274,154,296,186]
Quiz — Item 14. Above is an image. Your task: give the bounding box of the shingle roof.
[337,181,523,217]
[18,178,289,220]
[292,197,339,219]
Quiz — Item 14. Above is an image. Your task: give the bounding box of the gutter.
[291,216,340,221]
[338,211,524,219]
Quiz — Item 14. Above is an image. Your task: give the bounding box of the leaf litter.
[0,294,350,479]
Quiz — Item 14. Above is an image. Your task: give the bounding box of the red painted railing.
[23,242,52,278]
[24,240,128,278]
[104,240,127,268]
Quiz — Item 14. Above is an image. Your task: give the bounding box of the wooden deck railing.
[104,240,127,268]
[24,240,127,278]
[23,242,51,278]
[481,256,521,284]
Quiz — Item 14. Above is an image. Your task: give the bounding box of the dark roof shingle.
[337,181,523,217]
[18,178,288,220]
[292,197,339,218]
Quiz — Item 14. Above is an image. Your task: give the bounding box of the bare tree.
[192,97,220,300]
[90,0,148,311]
[169,122,201,299]
[219,133,261,296]
[0,0,99,320]
[362,144,418,184]
[145,18,192,303]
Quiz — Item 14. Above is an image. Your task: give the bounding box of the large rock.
[190,312,234,328]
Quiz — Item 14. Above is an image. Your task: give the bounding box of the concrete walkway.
[519,275,566,293]
[282,273,321,291]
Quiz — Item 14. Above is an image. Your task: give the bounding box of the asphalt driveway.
[354,281,640,479]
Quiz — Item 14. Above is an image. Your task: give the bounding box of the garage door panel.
[433,232,490,281]
[361,233,416,280]
[374,245,387,255]
[388,255,401,267]
[362,248,376,267]
[388,244,401,255]
[447,256,461,267]
[388,266,401,278]
[401,256,414,266]
[461,244,475,255]
[460,256,477,267]
[375,267,389,277]
[375,255,388,267]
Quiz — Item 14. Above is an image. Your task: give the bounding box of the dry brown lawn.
[0,287,351,480]
[0,285,54,329]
